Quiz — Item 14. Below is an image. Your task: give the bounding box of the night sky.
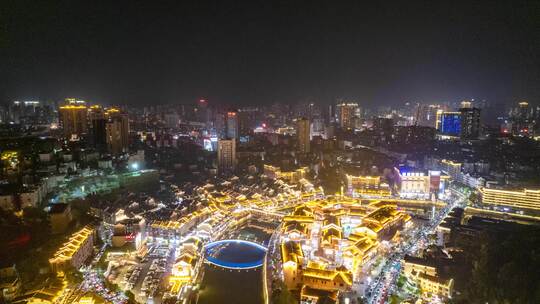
[1,1,539,106]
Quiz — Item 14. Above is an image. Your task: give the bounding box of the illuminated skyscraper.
[106,109,129,156]
[58,98,88,140]
[459,101,481,139]
[196,99,211,126]
[336,102,358,129]
[217,138,236,173]
[226,110,238,139]
[296,117,311,153]
[511,101,533,135]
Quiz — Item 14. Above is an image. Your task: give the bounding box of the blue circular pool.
[204,240,267,270]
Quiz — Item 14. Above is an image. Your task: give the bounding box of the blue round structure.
[204,239,268,270]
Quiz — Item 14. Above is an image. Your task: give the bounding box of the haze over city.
[1,1,539,106]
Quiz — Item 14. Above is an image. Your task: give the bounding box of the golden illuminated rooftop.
[283,221,309,235]
[300,285,338,302]
[303,266,353,286]
[49,226,94,264]
[59,105,87,110]
[345,237,377,256]
[441,159,461,167]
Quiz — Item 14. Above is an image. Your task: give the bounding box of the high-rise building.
[238,107,260,138]
[106,110,129,156]
[336,102,358,129]
[435,111,461,136]
[511,101,533,136]
[217,138,236,173]
[59,99,88,140]
[226,110,238,139]
[417,104,446,128]
[89,105,107,152]
[9,100,49,125]
[196,99,211,126]
[459,102,481,139]
[296,117,311,153]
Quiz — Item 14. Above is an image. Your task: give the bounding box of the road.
[366,196,462,304]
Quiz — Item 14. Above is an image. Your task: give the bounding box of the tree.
[456,228,540,304]
[125,290,137,304]
[468,192,480,205]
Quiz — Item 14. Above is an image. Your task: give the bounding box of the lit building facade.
[296,117,311,153]
[402,256,453,299]
[480,187,540,211]
[346,175,391,197]
[49,226,95,273]
[398,169,449,199]
[106,111,130,156]
[336,102,358,129]
[459,102,481,139]
[217,138,236,173]
[440,159,462,182]
[58,99,88,140]
[436,111,461,136]
[279,202,410,299]
[264,165,307,184]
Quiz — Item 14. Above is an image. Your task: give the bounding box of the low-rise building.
[402,255,453,299]
[264,164,308,184]
[346,175,391,197]
[398,169,449,199]
[480,187,540,211]
[49,226,95,273]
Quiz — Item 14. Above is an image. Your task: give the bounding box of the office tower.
[196,99,211,126]
[89,105,107,152]
[435,111,461,136]
[106,110,130,156]
[217,138,236,173]
[226,110,238,139]
[296,117,311,153]
[58,99,88,140]
[459,101,481,139]
[336,102,359,129]
[511,101,533,135]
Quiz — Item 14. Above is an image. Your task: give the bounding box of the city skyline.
[1,1,539,106]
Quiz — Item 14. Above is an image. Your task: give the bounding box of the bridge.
[203,239,268,270]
